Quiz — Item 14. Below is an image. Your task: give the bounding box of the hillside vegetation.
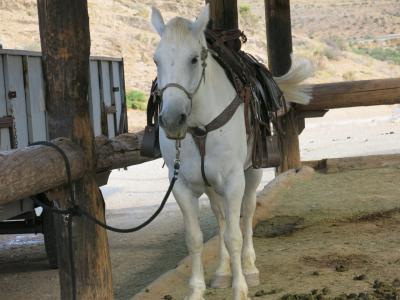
[0,0,399,94]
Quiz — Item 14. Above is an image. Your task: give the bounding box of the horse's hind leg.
[241,168,262,287]
[208,191,231,288]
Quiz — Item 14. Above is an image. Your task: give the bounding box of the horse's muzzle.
[159,113,188,140]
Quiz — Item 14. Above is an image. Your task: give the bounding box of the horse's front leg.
[173,179,205,300]
[223,169,250,300]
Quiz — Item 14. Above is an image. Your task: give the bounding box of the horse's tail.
[273,55,314,105]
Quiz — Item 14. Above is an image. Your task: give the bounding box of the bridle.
[153,43,244,187]
[154,44,245,187]
[154,46,209,106]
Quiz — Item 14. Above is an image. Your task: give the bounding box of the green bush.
[126,90,147,110]
[352,46,400,65]
[239,3,251,15]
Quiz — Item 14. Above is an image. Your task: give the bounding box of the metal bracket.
[8,91,16,99]
[112,87,120,92]
[105,105,117,114]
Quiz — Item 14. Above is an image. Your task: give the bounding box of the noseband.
[154,46,209,103]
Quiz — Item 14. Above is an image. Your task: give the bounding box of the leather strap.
[188,94,242,186]
[0,116,13,129]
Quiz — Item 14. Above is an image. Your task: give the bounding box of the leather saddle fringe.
[204,29,285,168]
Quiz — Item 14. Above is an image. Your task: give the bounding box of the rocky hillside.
[0,0,399,93]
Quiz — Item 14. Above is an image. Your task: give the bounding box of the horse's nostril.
[179,114,187,125]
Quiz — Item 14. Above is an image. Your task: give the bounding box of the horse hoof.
[233,290,252,300]
[244,272,260,287]
[210,274,232,289]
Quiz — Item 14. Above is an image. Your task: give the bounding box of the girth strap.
[188,94,242,186]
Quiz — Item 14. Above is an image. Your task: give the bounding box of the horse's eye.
[191,57,198,64]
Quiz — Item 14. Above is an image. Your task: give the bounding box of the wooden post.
[265,0,301,171]
[206,0,241,50]
[37,0,113,299]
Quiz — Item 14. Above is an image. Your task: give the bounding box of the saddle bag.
[141,80,161,158]
[257,135,281,168]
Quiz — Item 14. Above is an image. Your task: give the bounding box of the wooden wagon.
[0,48,128,267]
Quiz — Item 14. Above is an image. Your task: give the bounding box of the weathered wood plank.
[118,59,128,133]
[265,0,301,171]
[25,56,47,142]
[89,61,102,136]
[0,49,122,61]
[100,61,115,138]
[111,61,122,133]
[298,78,400,111]
[37,0,113,298]
[303,154,400,173]
[4,55,29,148]
[0,56,11,150]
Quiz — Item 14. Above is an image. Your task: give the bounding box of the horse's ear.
[151,7,165,36]
[192,4,209,36]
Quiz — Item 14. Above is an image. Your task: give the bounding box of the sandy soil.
[0,197,217,300]
[145,168,400,300]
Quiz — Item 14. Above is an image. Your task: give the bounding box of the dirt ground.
[140,167,400,300]
[0,199,217,300]
[0,106,398,300]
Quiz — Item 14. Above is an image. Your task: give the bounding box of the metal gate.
[0,49,128,150]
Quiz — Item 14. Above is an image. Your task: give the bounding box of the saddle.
[142,28,285,169]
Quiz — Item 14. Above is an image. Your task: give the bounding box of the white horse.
[151,5,312,300]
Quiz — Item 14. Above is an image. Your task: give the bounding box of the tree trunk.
[37,0,113,298]
[265,0,301,172]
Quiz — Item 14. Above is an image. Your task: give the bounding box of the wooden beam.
[0,139,85,206]
[298,78,400,111]
[303,154,400,173]
[0,132,149,207]
[96,132,149,172]
[206,0,241,50]
[265,0,293,77]
[37,0,113,298]
[265,0,301,172]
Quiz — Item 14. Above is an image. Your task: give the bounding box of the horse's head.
[151,5,209,139]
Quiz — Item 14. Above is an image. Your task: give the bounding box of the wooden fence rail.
[0,131,148,207]
[300,78,400,111]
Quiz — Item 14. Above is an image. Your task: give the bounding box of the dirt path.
[151,168,400,300]
[0,201,217,300]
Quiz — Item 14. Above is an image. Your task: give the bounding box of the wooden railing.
[301,78,400,111]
